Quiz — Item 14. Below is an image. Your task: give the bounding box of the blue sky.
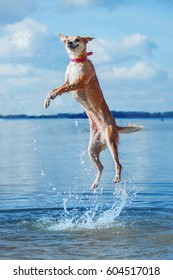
[0,0,173,115]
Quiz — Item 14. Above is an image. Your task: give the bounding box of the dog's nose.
[67,40,73,48]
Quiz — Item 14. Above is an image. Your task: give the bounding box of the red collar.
[70,52,93,63]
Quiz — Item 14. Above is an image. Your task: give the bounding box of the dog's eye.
[75,38,80,43]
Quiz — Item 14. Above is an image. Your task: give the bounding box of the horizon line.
[0,111,173,119]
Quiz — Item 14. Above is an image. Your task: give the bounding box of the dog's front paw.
[44,91,57,108]
[44,97,51,109]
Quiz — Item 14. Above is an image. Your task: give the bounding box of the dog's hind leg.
[88,129,106,189]
[106,125,122,183]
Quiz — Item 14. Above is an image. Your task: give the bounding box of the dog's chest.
[66,63,83,84]
[65,62,91,109]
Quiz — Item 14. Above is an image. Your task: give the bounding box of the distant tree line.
[0,111,173,119]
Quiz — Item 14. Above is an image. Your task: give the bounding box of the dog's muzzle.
[67,41,79,49]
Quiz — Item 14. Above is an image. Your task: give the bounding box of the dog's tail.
[117,124,143,134]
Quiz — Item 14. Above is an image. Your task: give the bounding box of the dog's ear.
[82,36,94,43]
[58,34,68,43]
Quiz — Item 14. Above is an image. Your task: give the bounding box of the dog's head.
[59,34,94,58]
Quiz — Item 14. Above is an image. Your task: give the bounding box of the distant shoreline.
[0,111,172,120]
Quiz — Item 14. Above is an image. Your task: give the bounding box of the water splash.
[25,182,128,232]
[62,198,68,213]
[18,169,138,234]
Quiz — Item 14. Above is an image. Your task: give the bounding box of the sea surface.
[0,118,173,260]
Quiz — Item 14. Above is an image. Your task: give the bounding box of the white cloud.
[120,34,157,56]
[0,19,63,69]
[90,34,158,64]
[99,61,168,81]
[59,0,173,11]
[0,0,36,25]
[0,64,31,76]
[0,64,65,115]
[5,19,50,55]
[59,0,131,10]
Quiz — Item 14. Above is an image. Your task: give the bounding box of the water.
[0,118,173,260]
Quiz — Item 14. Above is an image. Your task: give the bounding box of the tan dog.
[44,34,142,189]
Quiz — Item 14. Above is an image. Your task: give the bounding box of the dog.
[44,34,142,189]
